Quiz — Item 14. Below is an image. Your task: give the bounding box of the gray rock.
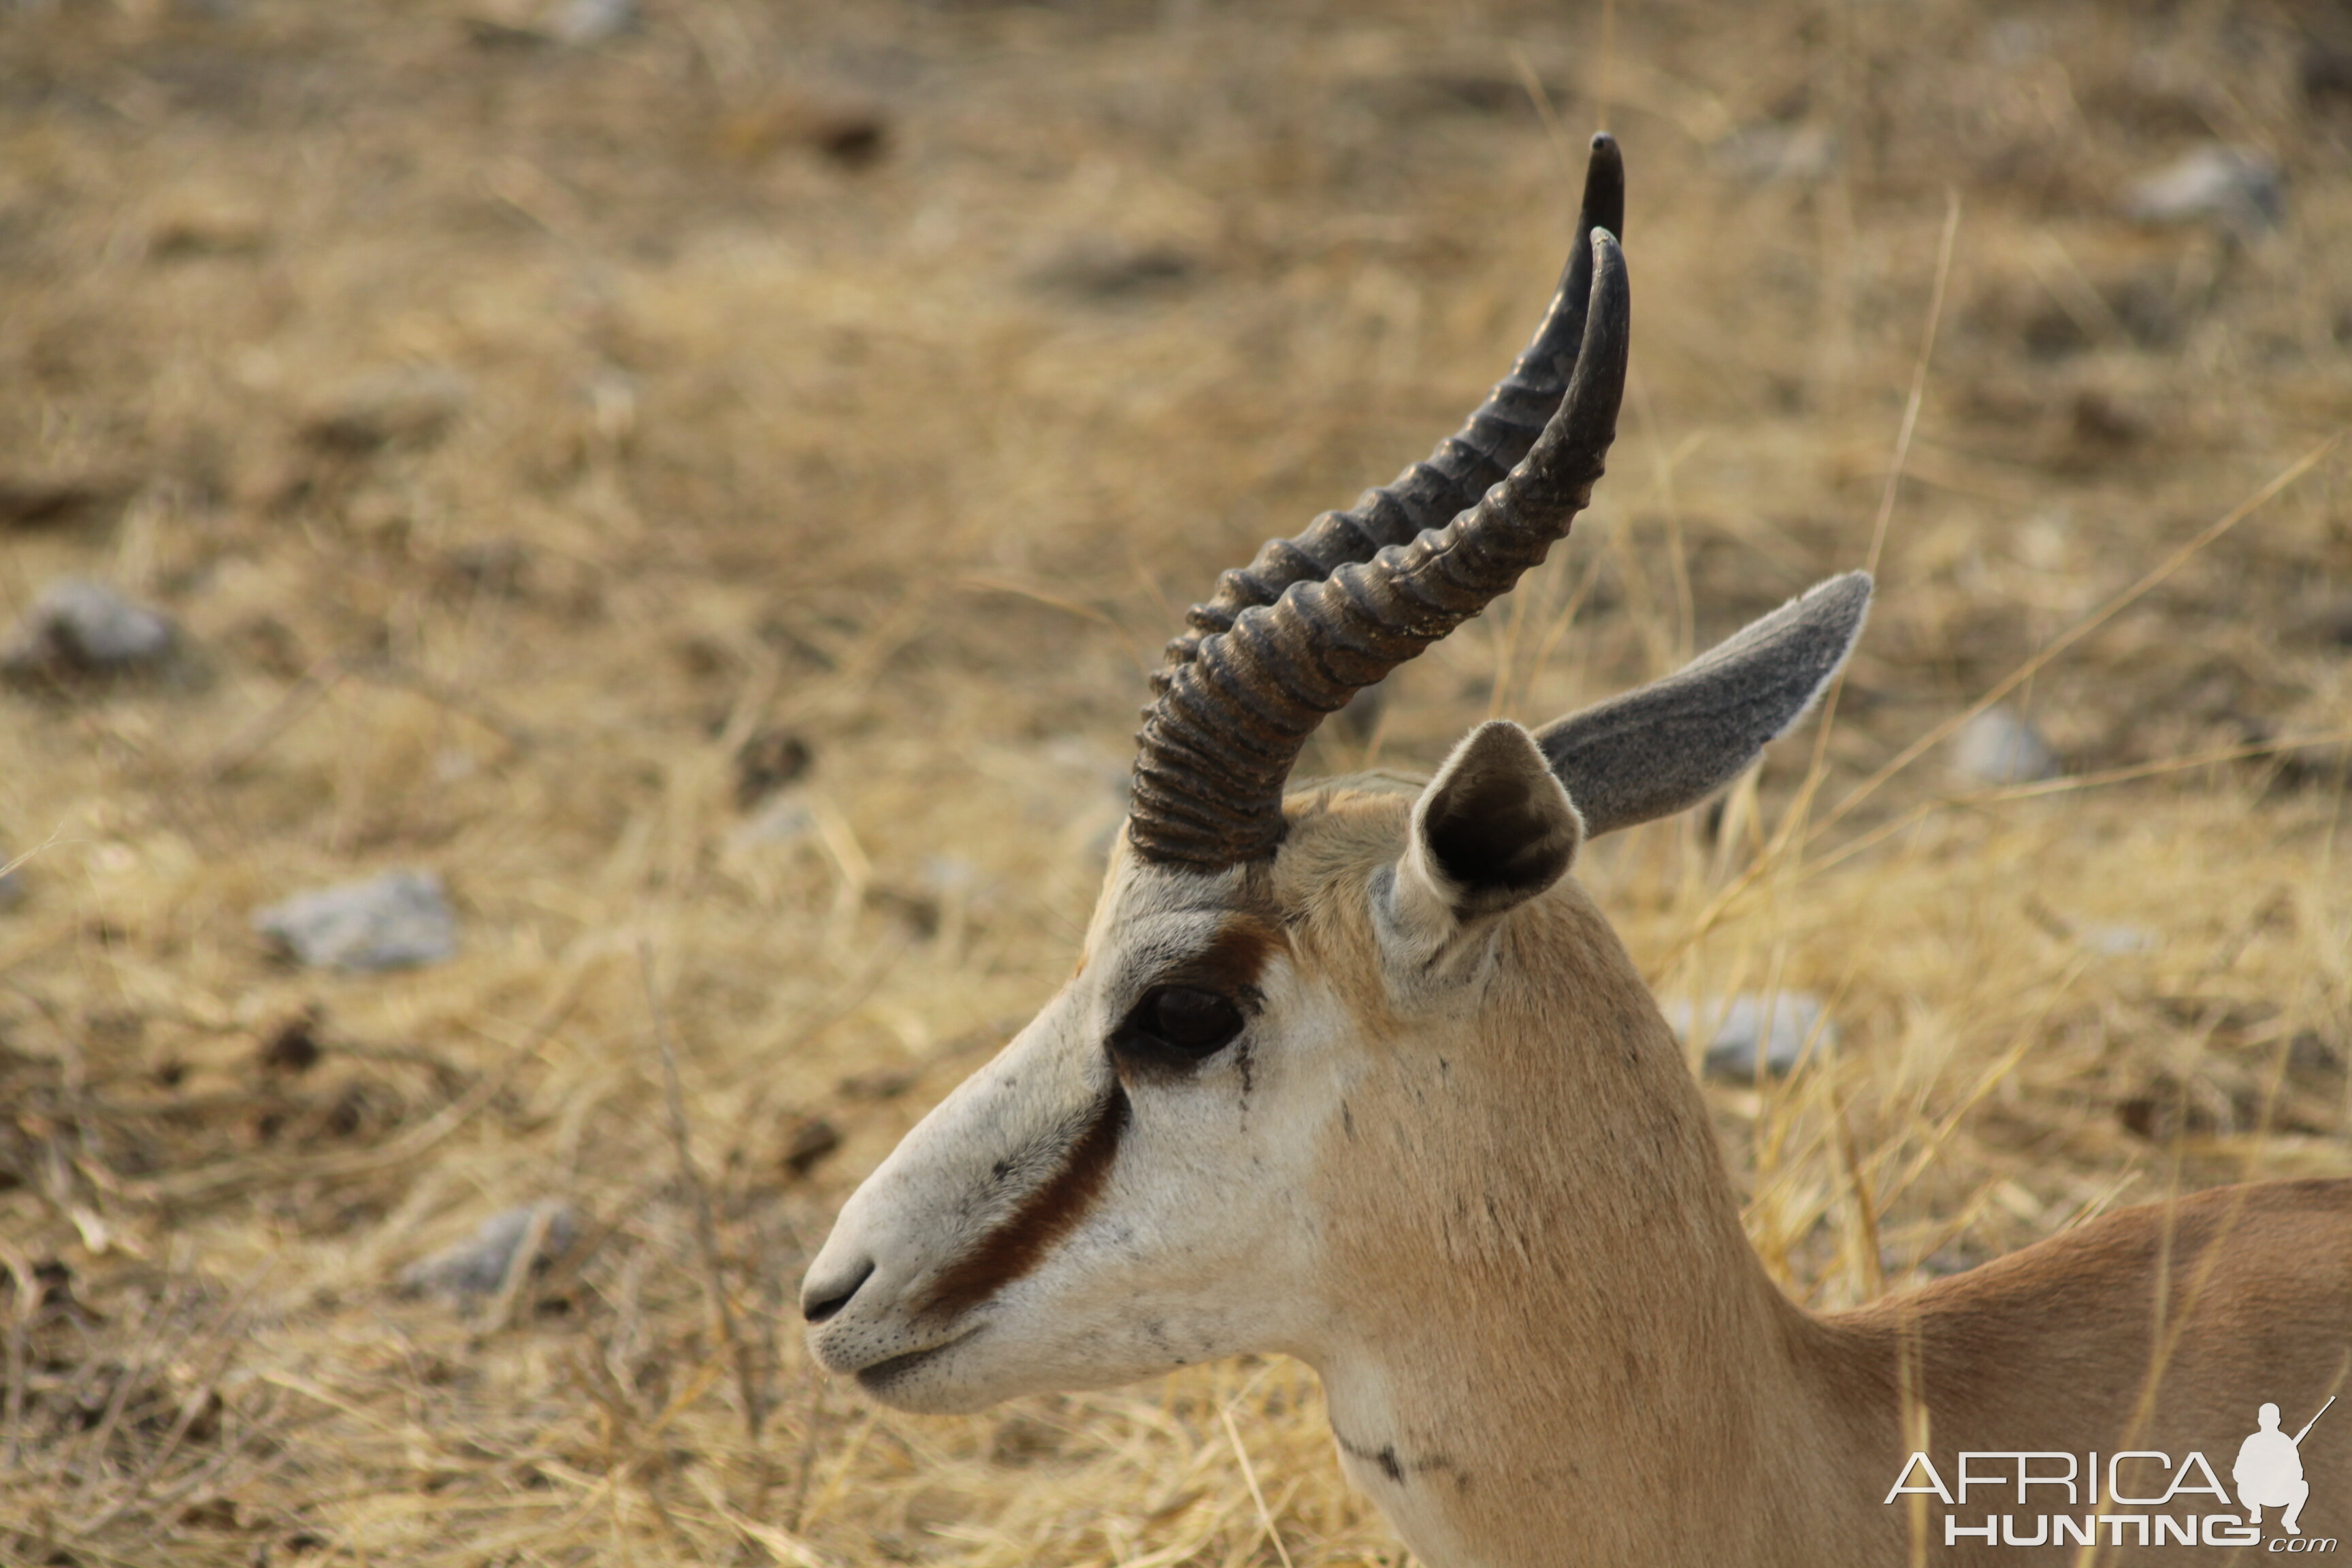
[1668,992,1835,1079]
[254,869,458,971]
[399,1201,578,1299]
[1951,706,2060,785]
[2123,145,2283,234]
[2082,924,2159,956]
[547,0,633,44]
[1,578,178,680]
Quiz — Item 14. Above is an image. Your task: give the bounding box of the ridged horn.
[1128,227,1632,870]
[1158,133,1626,677]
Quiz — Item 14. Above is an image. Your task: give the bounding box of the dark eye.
[1112,985,1247,1068]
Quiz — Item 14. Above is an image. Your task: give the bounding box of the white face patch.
[800,851,1356,1414]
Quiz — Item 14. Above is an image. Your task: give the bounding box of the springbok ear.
[1533,572,1871,838]
[1392,721,1585,936]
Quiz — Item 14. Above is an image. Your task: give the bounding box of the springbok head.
[801,135,1869,1419]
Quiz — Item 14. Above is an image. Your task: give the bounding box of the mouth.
[850,1326,982,1394]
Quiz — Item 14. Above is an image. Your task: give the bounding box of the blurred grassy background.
[2,0,2349,1563]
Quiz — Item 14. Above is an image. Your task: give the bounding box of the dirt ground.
[2,0,2349,1563]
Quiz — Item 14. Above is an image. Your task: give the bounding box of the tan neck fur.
[1279,799,2350,1567]
[1293,862,1883,1565]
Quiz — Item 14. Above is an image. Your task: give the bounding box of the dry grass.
[3,0,2349,1563]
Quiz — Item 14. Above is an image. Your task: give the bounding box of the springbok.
[801,136,2351,1565]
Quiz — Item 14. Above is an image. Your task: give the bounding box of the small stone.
[299,367,470,455]
[543,0,635,42]
[2122,144,2283,234]
[399,1201,578,1299]
[546,0,632,44]
[2082,924,2159,956]
[254,870,458,971]
[1,578,178,682]
[1950,706,2060,786]
[1669,992,1834,1079]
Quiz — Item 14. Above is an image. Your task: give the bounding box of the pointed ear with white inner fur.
[1386,720,1585,950]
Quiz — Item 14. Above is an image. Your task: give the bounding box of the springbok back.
[801,136,2352,1567]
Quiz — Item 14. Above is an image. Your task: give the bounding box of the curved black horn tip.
[1588,228,1629,323]
[1558,227,1631,443]
[1579,133,1624,245]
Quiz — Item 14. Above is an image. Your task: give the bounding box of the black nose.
[800,1258,875,1324]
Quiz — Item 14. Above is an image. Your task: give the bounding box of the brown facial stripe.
[915,1085,1131,1322]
